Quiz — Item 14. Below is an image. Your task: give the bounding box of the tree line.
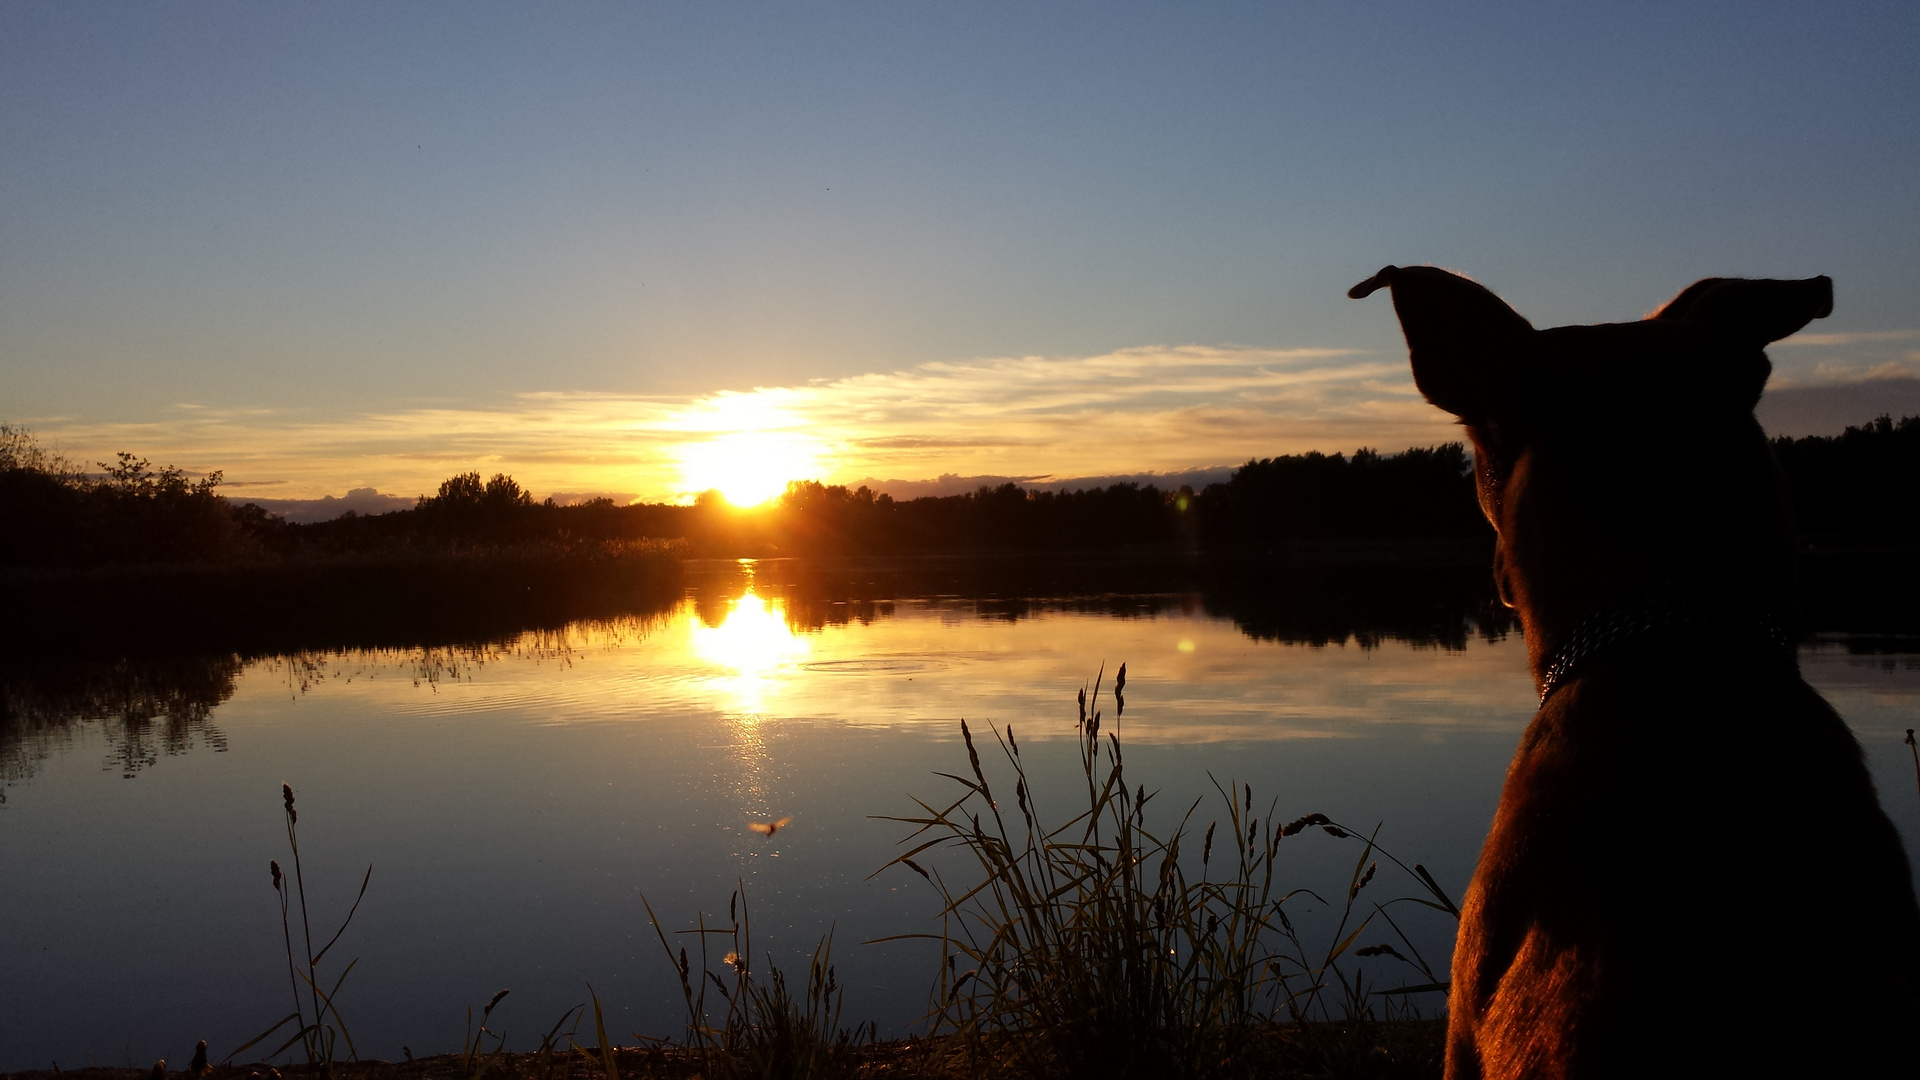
[3,418,1915,570]
[1772,413,1920,547]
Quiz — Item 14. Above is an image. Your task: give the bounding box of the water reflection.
[7,559,1914,789]
[686,584,811,818]
[699,555,1520,649]
[689,589,811,713]
[1,655,238,782]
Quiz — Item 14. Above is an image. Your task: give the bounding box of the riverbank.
[0,1020,1449,1080]
[0,539,686,655]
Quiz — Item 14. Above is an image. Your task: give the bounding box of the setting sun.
[677,430,823,507]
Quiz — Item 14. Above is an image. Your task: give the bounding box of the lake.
[3,557,1916,1070]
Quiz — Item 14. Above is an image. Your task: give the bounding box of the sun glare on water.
[689,589,809,714]
[678,430,822,507]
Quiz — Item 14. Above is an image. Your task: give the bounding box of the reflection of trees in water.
[695,555,1517,650]
[2,614,672,786]
[259,614,675,694]
[1201,564,1518,650]
[1,655,239,782]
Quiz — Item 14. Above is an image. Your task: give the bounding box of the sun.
[678,430,823,507]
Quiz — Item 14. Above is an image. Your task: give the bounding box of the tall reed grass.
[875,665,1458,1079]
[230,785,373,1077]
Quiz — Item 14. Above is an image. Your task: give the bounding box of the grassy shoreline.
[0,1021,1451,1080]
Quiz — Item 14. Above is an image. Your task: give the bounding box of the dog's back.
[1455,650,1919,1077]
[1351,266,1920,1078]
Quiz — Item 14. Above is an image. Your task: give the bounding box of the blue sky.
[3,2,1916,501]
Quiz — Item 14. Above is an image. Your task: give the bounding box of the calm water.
[3,560,1916,1069]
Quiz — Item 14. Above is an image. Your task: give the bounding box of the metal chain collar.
[1537,601,1796,703]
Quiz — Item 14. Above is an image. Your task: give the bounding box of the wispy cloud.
[1765,328,1920,389]
[18,345,1464,501]
[1772,329,1920,348]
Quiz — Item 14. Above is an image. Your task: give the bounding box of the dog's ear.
[1651,276,1833,345]
[1649,275,1832,409]
[1349,265,1533,422]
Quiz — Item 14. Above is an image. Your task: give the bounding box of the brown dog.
[1351,267,1920,1078]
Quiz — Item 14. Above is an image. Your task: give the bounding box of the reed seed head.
[1280,813,1329,837]
[948,968,976,1001]
[1351,861,1376,899]
[270,859,282,891]
[1355,943,1408,962]
[1322,825,1349,839]
[282,783,294,809]
[1203,821,1216,865]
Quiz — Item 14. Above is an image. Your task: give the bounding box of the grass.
[871,664,1458,1079]
[639,887,877,1080]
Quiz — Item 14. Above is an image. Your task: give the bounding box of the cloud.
[1772,329,1920,348]
[15,344,1463,501]
[237,488,417,524]
[845,466,1241,500]
[1765,328,1920,390]
[1757,377,1920,439]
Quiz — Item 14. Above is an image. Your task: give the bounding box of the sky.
[3,2,1916,505]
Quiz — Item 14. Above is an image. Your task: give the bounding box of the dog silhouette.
[1352,267,1920,1079]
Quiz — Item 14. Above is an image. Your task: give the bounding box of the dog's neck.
[1530,594,1796,702]
[1488,427,1802,696]
[1502,543,1800,696]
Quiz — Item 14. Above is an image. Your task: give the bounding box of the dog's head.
[1350,266,1830,634]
